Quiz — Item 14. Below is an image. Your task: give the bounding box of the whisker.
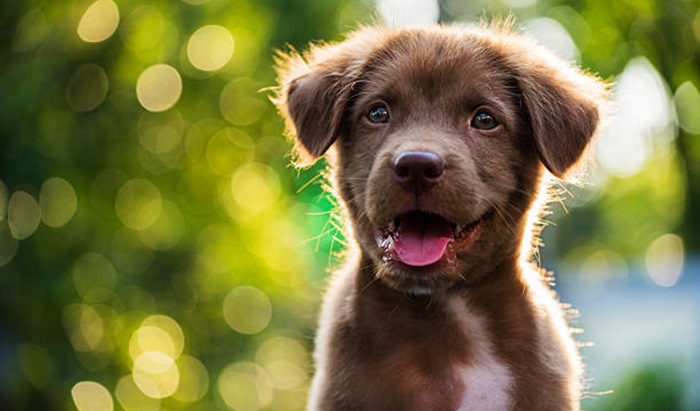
[388,293,407,320]
[296,172,325,194]
[360,274,381,293]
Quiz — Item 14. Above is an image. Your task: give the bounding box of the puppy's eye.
[471,112,498,130]
[367,105,390,124]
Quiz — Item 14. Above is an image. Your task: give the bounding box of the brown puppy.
[274,24,607,411]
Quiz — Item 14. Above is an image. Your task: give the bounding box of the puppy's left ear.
[508,41,609,178]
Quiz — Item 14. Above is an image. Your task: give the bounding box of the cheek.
[337,128,384,195]
[469,136,522,196]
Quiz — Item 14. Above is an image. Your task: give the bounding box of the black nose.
[393,151,445,194]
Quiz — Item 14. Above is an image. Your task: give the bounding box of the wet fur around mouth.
[274,23,608,411]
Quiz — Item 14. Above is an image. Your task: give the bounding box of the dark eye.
[471,112,498,130]
[367,105,390,124]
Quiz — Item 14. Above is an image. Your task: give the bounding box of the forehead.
[359,31,513,106]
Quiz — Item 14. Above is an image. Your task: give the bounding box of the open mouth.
[374,210,489,267]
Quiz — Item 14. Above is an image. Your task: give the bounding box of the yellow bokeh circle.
[136,64,182,112]
[115,375,160,411]
[77,0,120,43]
[7,191,41,240]
[217,362,272,411]
[230,163,280,215]
[173,356,209,403]
[40,177,78,228]
[115,178,162,230]
[132,351,180,399]
[256,337,310,391]
[65,64,109,112]
[646,234,684,287]
[71,381,114,411]
[223,286,272,335]
[129,315,185,360]
[187,25,235,71]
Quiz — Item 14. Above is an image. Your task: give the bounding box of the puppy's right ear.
[284,67,352,161]
[274,30,381,165]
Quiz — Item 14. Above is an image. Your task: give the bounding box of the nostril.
[423,162,444,179]
[395,164,411,179]
[393,151,445,191]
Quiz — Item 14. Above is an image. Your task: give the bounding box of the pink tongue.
[394,212,454,267]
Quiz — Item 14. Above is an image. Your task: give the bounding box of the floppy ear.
[284,67,352,160]
[274,29,382,165]
[507,40,608,178]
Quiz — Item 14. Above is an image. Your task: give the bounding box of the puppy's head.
[275,26,607,294]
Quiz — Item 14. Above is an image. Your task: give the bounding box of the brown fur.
[274,24,607,411]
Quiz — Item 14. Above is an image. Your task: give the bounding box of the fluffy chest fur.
[447,298,514,411]
[309,265,580,411]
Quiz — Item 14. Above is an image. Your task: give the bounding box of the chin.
[375,258,463,295]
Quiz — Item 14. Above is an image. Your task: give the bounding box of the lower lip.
[453,218,484,252]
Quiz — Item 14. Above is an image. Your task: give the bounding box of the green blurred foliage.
[1,0,373,409]
[0,0,698,410]
[588,364,689,411]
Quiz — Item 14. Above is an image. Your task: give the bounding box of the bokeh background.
[1,0,699,410]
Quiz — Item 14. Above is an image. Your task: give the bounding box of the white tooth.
[388,220,396,232]
[456,224,465,235]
